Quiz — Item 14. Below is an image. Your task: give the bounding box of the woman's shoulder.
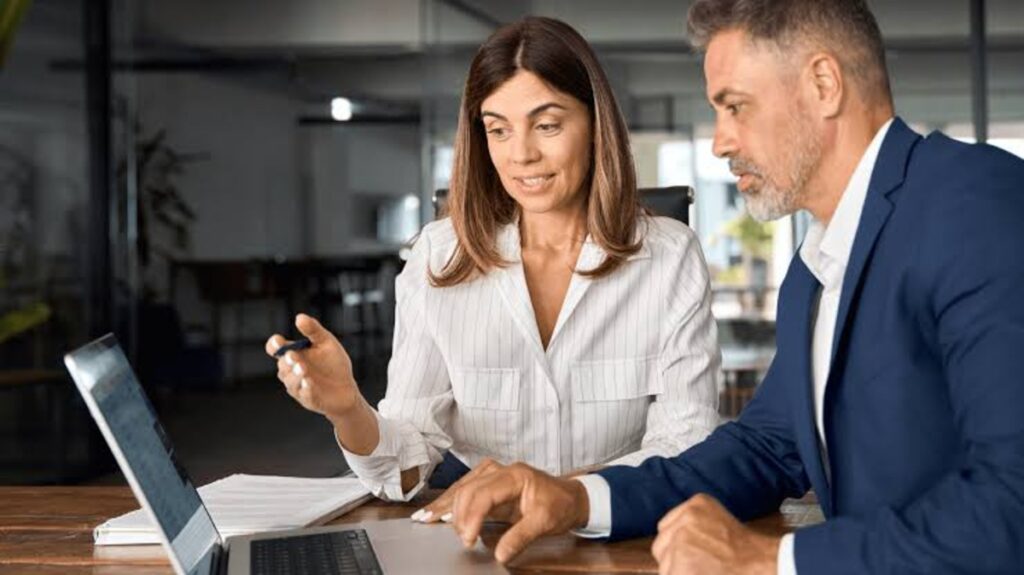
[406,218,459,276]
[637,214,700,257]
[418,217,458,250]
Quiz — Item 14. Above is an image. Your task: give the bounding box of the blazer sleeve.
[792,150,1024,574]
[606,227,721,468]
[597,353,811,540]
[341,228,455,501]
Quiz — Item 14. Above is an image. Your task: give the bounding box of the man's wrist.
[568,477,591,530]
[752,533,782,575]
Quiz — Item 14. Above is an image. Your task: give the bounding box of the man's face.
[704,29,822,221]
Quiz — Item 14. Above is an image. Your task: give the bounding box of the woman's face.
[480,70,593,217]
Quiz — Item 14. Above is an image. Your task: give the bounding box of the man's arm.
[596,358,812,540]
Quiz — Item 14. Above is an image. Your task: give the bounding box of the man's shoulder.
[910,131,1024,182]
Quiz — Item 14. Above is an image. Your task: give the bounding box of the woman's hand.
[266,314,360,423]
[412,458,520,524]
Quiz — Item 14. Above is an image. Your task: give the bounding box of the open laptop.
[65,334,505,575]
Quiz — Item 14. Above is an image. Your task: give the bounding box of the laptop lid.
[65,334,222,575]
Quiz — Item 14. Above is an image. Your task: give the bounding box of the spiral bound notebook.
[94,474,372,546]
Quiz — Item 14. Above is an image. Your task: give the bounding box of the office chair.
[432,185,694,225]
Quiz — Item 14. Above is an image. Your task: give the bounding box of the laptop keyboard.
[250,529,383,575]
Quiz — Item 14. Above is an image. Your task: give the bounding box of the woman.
[266,16,720,506]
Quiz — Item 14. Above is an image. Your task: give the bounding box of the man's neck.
[805,108,893,225]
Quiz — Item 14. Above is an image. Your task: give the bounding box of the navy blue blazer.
[596,118,1024,574]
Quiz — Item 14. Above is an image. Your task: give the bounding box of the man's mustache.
[729,158,763,178]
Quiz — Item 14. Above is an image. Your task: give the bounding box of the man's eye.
[727,103,742,115]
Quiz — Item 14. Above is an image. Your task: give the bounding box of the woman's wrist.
[328,396,381,456]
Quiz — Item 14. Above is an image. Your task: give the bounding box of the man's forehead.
[703,29,779,100]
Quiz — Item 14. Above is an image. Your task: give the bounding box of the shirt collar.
[800,118,894,287]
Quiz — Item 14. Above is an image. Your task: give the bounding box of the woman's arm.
[268,226,455,500]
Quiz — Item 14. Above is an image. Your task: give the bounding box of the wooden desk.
[0,487,823,574]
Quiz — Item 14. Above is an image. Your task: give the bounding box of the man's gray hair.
[688,0,892,107]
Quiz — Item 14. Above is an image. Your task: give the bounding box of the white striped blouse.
[341,215,722,501]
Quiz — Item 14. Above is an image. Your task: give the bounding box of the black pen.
[273,337,312,358]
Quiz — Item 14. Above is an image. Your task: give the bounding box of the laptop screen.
[65,335,221,575]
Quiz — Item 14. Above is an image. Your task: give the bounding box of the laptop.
[65,334,505,575]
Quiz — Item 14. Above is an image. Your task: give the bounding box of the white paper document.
[94,473,371,546]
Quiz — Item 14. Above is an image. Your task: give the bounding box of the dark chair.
[432,185,694,225]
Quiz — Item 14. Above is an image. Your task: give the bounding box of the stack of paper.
[94,474,371,546]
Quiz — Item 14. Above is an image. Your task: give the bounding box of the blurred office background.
[1,0,1022,485]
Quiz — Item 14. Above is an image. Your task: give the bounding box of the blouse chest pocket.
[570,356,662,402]
[570,357,662,468]
[450,368,521,411]
[449,367,522,462]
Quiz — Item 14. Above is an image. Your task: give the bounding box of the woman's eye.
[486,127,508,137]
[727,104,742,115]
[537,123,560,133]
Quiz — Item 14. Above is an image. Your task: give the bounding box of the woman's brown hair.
[430,16,642,287]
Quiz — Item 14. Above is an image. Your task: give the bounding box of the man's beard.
[731,110,821,222]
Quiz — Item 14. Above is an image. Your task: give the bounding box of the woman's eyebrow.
[480,102,568,121]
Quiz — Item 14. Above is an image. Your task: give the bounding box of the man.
[440,0,1024,573]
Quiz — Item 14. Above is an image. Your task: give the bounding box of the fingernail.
[268,338,280,352]
[285,354,295,366]
[440,512,452,523]
[410,509,425,521]
[292,363,304,376]
[299,378,308,390]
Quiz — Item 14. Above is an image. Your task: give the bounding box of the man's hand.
[652,493,779,575]
[449,462,590,564]
[414,460,603,524]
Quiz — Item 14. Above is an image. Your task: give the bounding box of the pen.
[273,337,312,358]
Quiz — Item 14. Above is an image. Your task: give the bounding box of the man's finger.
[651,525,678,563]
[294,314,332,345]
[494,514,547,564]
[452,472,522,549]
[657,497,697,532]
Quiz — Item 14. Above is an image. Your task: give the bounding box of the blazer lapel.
[829,118,920,364]
[824,119,920,513]
[782,257,834,516]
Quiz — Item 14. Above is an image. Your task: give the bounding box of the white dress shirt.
[575,120,895,572]
[341,215,722,501]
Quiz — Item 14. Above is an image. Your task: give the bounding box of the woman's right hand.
[265,314,361,423]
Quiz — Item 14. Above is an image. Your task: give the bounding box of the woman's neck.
[519,207,588,252]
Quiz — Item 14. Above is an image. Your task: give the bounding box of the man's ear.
[805,52,844,119]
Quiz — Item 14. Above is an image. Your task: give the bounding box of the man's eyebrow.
[480,102,568,121]
[711,88,750,105]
